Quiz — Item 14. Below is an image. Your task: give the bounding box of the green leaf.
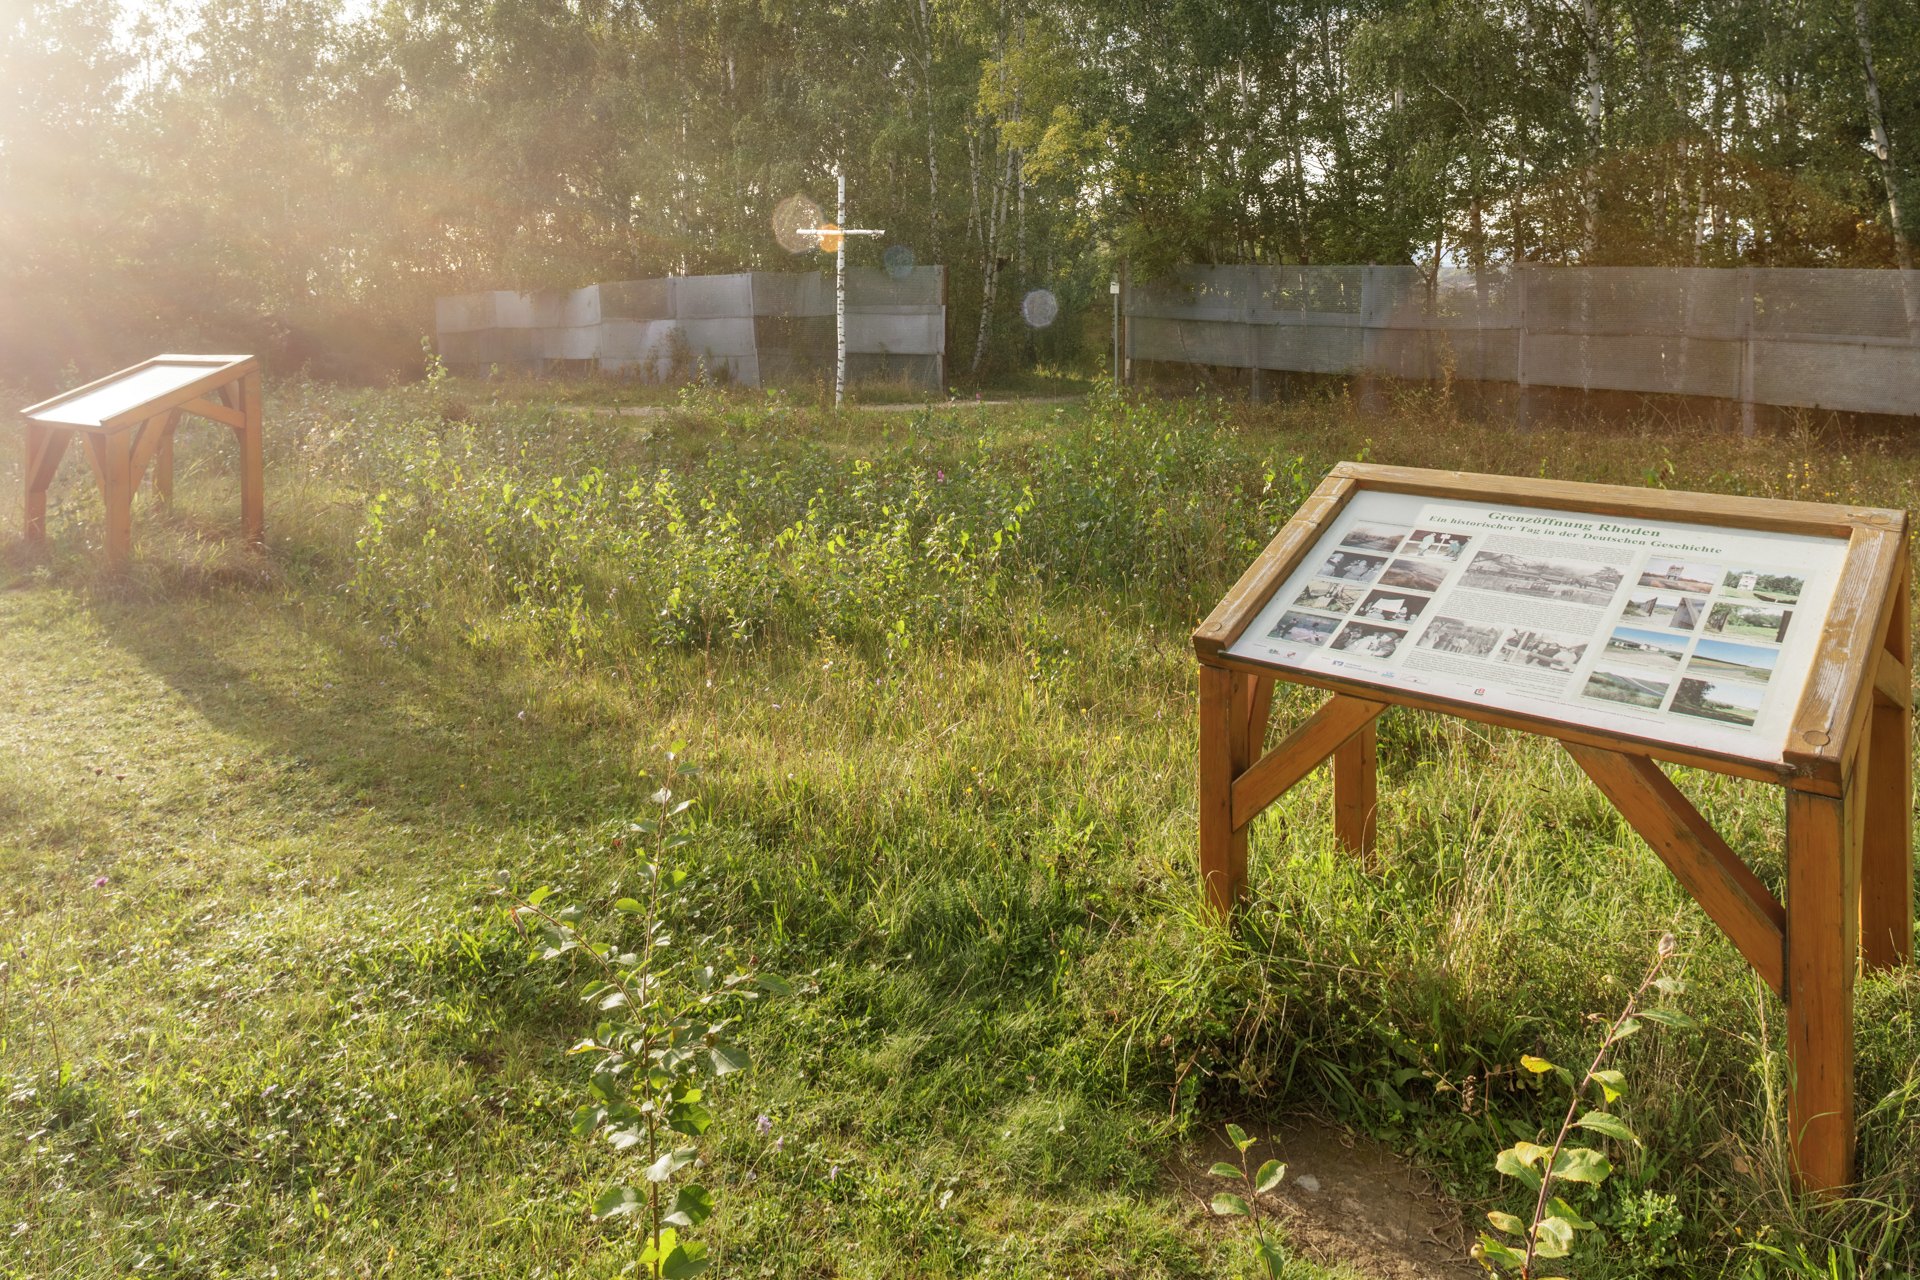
[527,886,555,907]
[1207,1162,1243,1181]
[1609,1017,1642,1042]
[1549,1197,1597,1230]
[659,1243,710,1279]
[1575,1111,1638,1144]
[1590,1069,1626,1103]
[1254,1159,1287,1194]
[614,898,643,914]
[1654,977,1688,995]
[756,974,794,998]
[1638,1008,1698,1030]
[1520,1054,1556,1073]
[1475,1234,1527,1270]
[1226,1123,1254,1153]
[1510,1141,1552,1166]
[1485,1210,1526,1236]
[1211,1192,1251,1217]
[1550,1146,1613,1184]
[708,1046,751,1076]
[663,1184,714,1228]
[591,1185,644,1218]
[668,1101,714,1136]
[571,1104,607,1137]
[1533,1214,1574,1257]
[645,1147,699,1182]
[1253,1232,1288,1278]
[1494,1148,1543,1191]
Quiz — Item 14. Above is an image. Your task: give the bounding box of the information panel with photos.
[1193,462,1911,1197]
[1225,489,1848,764]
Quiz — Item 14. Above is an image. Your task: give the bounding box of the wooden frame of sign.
[19,354,263,564]
[1193,462,1910,1195]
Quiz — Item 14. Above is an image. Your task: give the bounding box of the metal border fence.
[1127,265,1920,423]
[436,267,947,389]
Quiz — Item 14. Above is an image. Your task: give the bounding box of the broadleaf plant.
[499,743,786,1278]
[1207,1122,1289,1278]
[1474,933,1695,1278]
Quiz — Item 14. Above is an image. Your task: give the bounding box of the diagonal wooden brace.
[182,395,246,429]
[1563,742,1785,994]
[1233,694,1388,831]
[128,410,178,497]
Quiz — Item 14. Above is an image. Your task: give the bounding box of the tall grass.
[1,376,1915,1278]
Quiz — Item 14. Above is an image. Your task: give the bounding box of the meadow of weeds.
[1,371,1917,1279]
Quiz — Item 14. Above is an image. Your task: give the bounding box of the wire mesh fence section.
[1128,265,1920,418]
[435,267,947,389]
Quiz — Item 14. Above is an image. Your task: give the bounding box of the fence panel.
[436,267,946,387]
[1129,264,1920,419]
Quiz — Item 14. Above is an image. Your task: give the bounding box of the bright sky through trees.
[2,0,1915,390]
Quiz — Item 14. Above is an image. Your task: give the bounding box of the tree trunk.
[919,0,940,244]
[972,140,1013,375]
[1855,0,1914,274]
[1581,0,1604,257]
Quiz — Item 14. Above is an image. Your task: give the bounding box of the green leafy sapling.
[1474,932,1695,1278]
[1208,1123,1290,1278]
[498,744,789,1279]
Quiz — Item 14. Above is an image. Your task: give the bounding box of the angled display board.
[20,354,262,563]
[1193,463,1911,1195]
[1227,489,1846,767]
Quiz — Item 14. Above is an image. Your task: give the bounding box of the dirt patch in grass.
[1176,1115,1480,1280]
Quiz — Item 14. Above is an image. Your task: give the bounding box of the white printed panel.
[673,275,755,320]
[1226,489,1849,766]
[538,326,601,360]
[679,318,757,359]
[846,311,944,355]
[435,294,488,335]
[480,291,533,329]
[596,319,680,361]
[559,286,601,329]
[1752,340,1920,417]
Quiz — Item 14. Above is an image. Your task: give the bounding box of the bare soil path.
[1175,1115,1482,1280]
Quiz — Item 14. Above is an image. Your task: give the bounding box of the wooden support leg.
[1863,573,1912,970]
[94,429,134,564]
[235,371,264,545]
[1334,719,1378,857]
[1200,665,1251,920]
[1785,787,1859,1194]
[25,422,61,541]
[154,422,176,511]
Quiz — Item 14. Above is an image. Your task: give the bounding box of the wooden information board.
[1193,463,1911,1194]
[19,354,262,564]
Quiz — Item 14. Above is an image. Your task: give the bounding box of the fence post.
[1516,263,1532,430]
[1359,266,1383,415]
[1738,267,1757,437]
